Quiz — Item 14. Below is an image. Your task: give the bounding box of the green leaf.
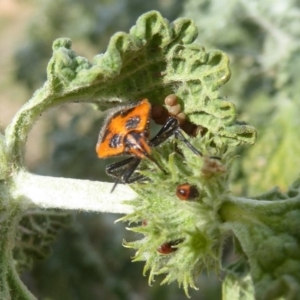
[47,10,255,146]
[14,209,71,273]
[2,10,258,299]
[220,179,300,300]
[223,263,255,300]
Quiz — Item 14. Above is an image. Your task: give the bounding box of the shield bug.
[176,183,200,200]
[96,99,152,160]
[96,99,203,191]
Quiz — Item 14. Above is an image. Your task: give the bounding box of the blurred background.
[1,0,299,299]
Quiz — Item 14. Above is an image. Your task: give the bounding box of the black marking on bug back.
[125,115,141,130]
[120,106,136,117]
[102,128,111,141]
[109,133,123,148]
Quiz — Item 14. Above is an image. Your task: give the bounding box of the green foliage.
[121,136,229,296]
[223,258,255,300]
[182,0,300,194]
[47,11,255,147]
[1,6,300,300]
[220,179,300,299]
[15,0,183,90]
[14,209,72,273]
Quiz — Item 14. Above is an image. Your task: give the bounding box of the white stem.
[13,171,136,214]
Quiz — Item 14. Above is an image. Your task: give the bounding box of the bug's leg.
[174,129,203,156]
[120,158,143,183]
[110,179,120,193]
[106,158,134,193]
[175,129,222,160]
[105,157,136,179]
[150,116,203,157]
[150,117,179,147]
[106,157,143,192]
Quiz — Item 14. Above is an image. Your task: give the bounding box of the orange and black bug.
[157,239,183,254]
[96,99,152,160]
[176,183,200,200]
[96,99,203,191]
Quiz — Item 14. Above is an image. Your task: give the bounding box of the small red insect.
[176,183,200,200]
[96,98,202,191]
[157,239,183,254]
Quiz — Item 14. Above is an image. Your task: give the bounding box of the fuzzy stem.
[7,260,36,300]
[12,170,135,214]
[5,88,50,167]
[0,206,36,300]
[4,86,96,168]
[219,195,300,224]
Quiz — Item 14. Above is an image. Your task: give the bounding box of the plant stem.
[219,195,300,224]
[12,170,135,214]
